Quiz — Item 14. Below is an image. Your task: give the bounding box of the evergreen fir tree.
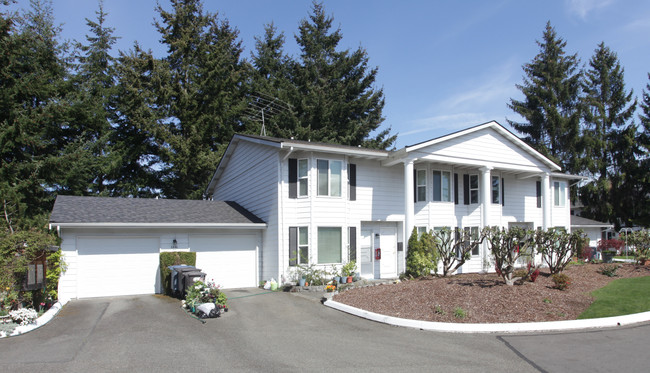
[289,2,395,149]
[154,0,250,199]
[579,43,638,228]
[507,21,582,172]
[0,0,70,227]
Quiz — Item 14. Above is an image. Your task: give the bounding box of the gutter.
[49,222,267,229]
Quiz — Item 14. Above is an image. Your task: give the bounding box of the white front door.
[379,226,397,278]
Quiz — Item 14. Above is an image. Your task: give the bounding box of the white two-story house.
[206,121,576,283]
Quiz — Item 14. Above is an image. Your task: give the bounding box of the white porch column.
[480,166,492,228]
[542,172,551,230]
[404,160,415,242]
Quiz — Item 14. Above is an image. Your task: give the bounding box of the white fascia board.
[409,153,549,173]
[279,142,388,159]
[572,224,613,228]
[49,222,267,229]
[400,121,561,172]
[551,172,588,180]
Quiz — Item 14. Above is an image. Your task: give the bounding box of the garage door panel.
[191,235,256,289]
[77,237,159,298]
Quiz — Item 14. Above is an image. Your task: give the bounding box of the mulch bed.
[333,263,650,323]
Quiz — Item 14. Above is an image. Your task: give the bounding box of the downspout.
[279,147,293,284]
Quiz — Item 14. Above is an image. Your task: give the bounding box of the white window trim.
[432,170,452,203]
[298,226,309,264]
[416,169,427,202]
[469,174,479,204]
[491,175,500,205]
[553,180,567,207]
[317,226,343,264]
[298,158,309,197]
[317,159,342,197]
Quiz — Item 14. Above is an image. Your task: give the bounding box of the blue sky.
[10,0,650,148]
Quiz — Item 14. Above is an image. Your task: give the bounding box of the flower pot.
[602,251,615,263]
[339,277,346,284]
[298,278,306,286]
[347,276,353,283]
[334,276,341,284]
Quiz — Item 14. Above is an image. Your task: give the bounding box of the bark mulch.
[333,263,650,323]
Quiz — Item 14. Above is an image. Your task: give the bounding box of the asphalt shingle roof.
[570,215,612,227]
[50,195,265,225]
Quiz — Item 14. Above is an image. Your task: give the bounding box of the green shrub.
[552,273,571,290]
[405,228,438,278]
[159,252,196,296]
[599,264,619,277]
[453,307,467,319]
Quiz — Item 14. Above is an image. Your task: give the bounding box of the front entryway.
[359,222,398,279]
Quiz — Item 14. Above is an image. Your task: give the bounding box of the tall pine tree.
[579,43,638,228]
[59,1,120,196]
[508,21,582,172]
[266,2,394,149]
[0,0,70,228]
[153,0,250,199]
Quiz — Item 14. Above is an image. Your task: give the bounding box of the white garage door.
[76,237,160,298]
[191,234,257,289]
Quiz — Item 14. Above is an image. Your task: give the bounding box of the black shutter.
[348,226,357,262]
[288,158,297,198]
[463,174,470,205]
[454,173,459,205]
[413,170,417,203]
[289,227,297,266]
[501,178,505,206]
[536,181,542,208]
[348,164,356,201]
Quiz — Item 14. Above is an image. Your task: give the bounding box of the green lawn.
[578,276,650,319]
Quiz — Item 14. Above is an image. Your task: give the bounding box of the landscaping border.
[1,299,69,338]
[324,299,650,334]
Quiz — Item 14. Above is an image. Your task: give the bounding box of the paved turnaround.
[1,288,649,372]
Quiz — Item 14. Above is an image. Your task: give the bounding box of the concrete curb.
[3,299,69,338]
[324,299,650,334]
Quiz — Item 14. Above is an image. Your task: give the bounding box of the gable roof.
[570,215,613,228]
[49,195,266,229]
[385,121,561,171]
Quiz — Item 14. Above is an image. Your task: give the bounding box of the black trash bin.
[168,265,193,295]
[181,270,206,295]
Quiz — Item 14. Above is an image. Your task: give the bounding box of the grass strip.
[578,276,650,319]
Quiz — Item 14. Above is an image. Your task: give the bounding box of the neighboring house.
[205,121,579,283]
[49,196,265,302]
[570,215,613,247]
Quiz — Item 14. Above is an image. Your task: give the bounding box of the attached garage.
[50,195,266,302]
[192,234,258,289]
[76,237,160,298]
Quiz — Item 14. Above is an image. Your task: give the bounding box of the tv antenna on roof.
[245,92,291,136]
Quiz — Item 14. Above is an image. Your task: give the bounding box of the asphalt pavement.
[1,289,649,372]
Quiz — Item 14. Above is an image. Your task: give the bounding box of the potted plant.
[597,239,623,263]
[342,261,357,283]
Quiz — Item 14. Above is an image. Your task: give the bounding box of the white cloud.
[566,0,614,20]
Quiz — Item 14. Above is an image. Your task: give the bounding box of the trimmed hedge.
[159,252,196,296]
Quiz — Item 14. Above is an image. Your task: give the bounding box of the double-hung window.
[298,159,308,197]
[491,176,500,204]
[432,170,451,202]
[469,174,479,204]
[317,159,342,197]
[464,227,480,255]
[318,227,342,264]
[553,181,566,207]
[416,170,427,202]
[289,227,309,266]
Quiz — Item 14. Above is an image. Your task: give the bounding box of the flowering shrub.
[184,280,226,310]
[597,239,624,254]
[325,284,336,292]
[9,308,38,326]
[551,273,571,290]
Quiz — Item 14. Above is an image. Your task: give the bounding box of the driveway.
[1,289,649,372]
